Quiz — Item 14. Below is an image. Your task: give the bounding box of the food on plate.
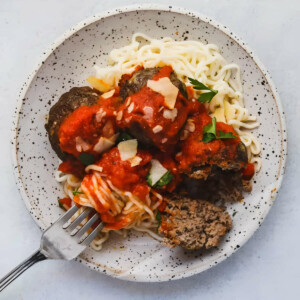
[159,195,232,250]
[47,33,261,251]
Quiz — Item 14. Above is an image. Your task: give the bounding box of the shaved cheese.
[148,159,168,186]
[147,77,179,109]
[75,137,91,152]
[116,110,123,121]
[143,106,153,120]
[101,89,115,99]
[129,156,142,167]
[153,125,163,133]
[118,139,138,161]
[93,137,115,154]
[163,108,178,122]
[128,102,134,113]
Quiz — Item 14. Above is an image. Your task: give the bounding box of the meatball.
[45,87,101,160]
[117,66,190,152]
[159,195,232,250]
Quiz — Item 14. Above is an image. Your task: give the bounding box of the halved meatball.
[159,195,232,250]
[45,87,101,160]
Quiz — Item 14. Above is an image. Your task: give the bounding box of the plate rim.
[11,3,287,282]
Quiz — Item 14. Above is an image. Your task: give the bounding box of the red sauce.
[117,66,190,152]
[58,159,85,178]
[95,147,152,201]
[58,95,120,158]
[177,106,242,172]
[242,162,255,180]
[58,197,72,210]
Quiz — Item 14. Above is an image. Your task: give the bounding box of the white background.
[0,0,299,299]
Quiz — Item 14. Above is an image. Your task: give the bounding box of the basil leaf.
[72,188,84,196]
[116,131,134,143]
[78,153,95,166]
[146,170,174,188]
[202,117,237,143]
[155,170,174,188]
[188,77,218,103]
[198,91,218,103]
[202,132,215,143]
[156,211,162,229]
[217,130,237,139]
[146,172,152,187]
[58,200,63,208]
[202,117,217,143]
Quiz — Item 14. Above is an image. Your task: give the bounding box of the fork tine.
[72,213,99,239]
[81,222,105,246]
[66,208,92,232]
[56,205,79,225]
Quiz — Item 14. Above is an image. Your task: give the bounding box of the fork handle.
[0,250,47,292]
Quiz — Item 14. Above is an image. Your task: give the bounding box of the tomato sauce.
[95,147,152,201]
[117,66,190,152]
[176,106,242,172]
[58,159,86,178]
[58,95,121,158]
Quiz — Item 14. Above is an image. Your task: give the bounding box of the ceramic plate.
[12,4,287,282]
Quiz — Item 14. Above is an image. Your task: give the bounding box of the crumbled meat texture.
[159,195,232,250]
[45,87,101,160]
[182,166,251,202]
[119,67,187,100]
[187,141,248,178]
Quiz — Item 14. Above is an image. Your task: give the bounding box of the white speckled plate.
[12,4,287,282]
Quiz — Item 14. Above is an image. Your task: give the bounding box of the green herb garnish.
[146,170,174,188]
[78,153,95,166]
[58,199,63,208]
[232,211,238,217]
[155,171,174,188]
[116,131,134,143]
[72,188,84,196]
[156,211,162,229]
[188,77,218,103]
[202,117,237,143]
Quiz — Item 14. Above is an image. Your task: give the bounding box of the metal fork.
[0,206,104,292]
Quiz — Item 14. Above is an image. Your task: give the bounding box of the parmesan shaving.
[118,139,138,161]
[147,77,179,109]
[101,89,115,99]
[149,159,168,186]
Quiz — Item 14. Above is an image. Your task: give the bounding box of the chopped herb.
[116,131,134,143]
[202,117,237,143]
[155,170,174,188]
[146,170,174,188]
[232,211,238,217]
[58,199,63,208]
[188,77,218,103]
[156,211,162,229]
[146,172,152,187]
[218,130,237,139]
[78,153,95,166]
[72,188,84,196]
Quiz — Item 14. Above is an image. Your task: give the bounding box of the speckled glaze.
[11,4,287,282]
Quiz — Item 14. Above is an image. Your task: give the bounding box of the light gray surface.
[0,0,299,299]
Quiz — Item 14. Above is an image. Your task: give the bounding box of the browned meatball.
[45,87,101,160]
